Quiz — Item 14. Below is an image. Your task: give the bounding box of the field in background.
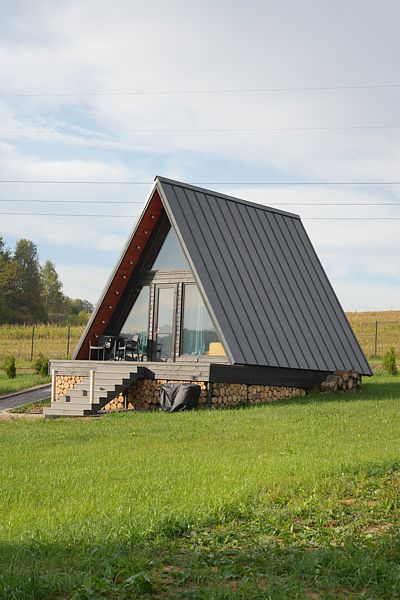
[347,310,400,358]
[0,324,84,368]
[0,311,399,368]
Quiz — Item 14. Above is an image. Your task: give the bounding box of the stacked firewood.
[55,375,82,400]
[320,369,362,393]
[248,384,306,403]
[211,383,247,406]
[102,392,132,411]
[211,383,305,407]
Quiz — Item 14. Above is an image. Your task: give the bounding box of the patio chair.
[115,333,140,361]
[89,335,112,360]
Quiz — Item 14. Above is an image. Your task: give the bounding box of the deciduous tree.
[40,260,65,316]
[12,239,46,322]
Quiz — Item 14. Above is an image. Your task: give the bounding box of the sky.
[0,0,399,311]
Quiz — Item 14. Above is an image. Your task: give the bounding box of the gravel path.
[0,384,51,412]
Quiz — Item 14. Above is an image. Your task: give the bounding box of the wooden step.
[47,370,140,417]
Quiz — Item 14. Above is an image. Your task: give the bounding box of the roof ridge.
[155,176,300,220]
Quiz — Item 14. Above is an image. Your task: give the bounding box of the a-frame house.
[45,177,371,417]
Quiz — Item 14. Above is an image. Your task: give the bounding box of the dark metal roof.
[156,176,371,375]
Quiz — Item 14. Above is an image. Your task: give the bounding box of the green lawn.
[0,372,399,599]
[0,371,50,396]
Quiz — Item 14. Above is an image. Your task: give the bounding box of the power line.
[4,124,400,134]
[1,83,400,98]
[263,203,400,206]
[1,180,400,186]
[1,198,400,206]
[305,217,400,220]
[0,198,144,204]
[0,212,399,220]
[0,212,140,217]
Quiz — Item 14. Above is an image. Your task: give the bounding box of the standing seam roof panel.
[241,205,307,368]
[227,201,294,368]
[291,218,371,374]
[254,210,320,370]
[162,183,249,363]
[271,213,340,370]
[177,186,259,363]
[157,177,371,374]
[203,193,278,366]
[265,212,330,369]
[283,218,354,369]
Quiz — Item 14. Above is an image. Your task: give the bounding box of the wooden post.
[374,320,378,357]
[30,325,35,362]
[51,369,57,403]
[89,370,95,404]
[66,323,71,358]
[206,382,212,408]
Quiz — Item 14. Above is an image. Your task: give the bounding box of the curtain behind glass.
[181,284,220,356]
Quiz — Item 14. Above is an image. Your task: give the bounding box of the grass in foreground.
[0,371,50,396]
[0,372,399,598]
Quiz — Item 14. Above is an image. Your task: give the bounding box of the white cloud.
[1,1,400,310]
[334,280,400,312]
[56,264,110,303]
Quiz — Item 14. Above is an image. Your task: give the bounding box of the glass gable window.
[181,284,224,356]
[155,286,175,360]
[120,286,149,354]
[151,228,190,270]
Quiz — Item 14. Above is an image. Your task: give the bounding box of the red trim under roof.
[74,188,164,359]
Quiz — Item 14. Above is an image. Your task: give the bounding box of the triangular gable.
[73,181,229,361]
[74,176,371,376]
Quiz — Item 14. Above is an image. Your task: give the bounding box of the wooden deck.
[50,359,330,388]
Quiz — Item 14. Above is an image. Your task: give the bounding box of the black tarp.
[159,383,201,412]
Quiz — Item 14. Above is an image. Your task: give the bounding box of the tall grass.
[0,324,84,367]
[347,310,400,357]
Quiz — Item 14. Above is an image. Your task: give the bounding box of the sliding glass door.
[153,285,177,361]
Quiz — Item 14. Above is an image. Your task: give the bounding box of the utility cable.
[1,83,400,97]
[1,180,400,185]
[4,124,400,134]
[1,212,399,220]
[1,199,400,206]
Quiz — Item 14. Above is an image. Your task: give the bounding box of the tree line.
[0,236,93,324]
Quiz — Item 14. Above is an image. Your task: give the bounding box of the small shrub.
[33,353,49,377]
[383,347,398,375]
[1,355,16,379]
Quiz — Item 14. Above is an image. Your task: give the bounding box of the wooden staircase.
[44,364,144,417]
